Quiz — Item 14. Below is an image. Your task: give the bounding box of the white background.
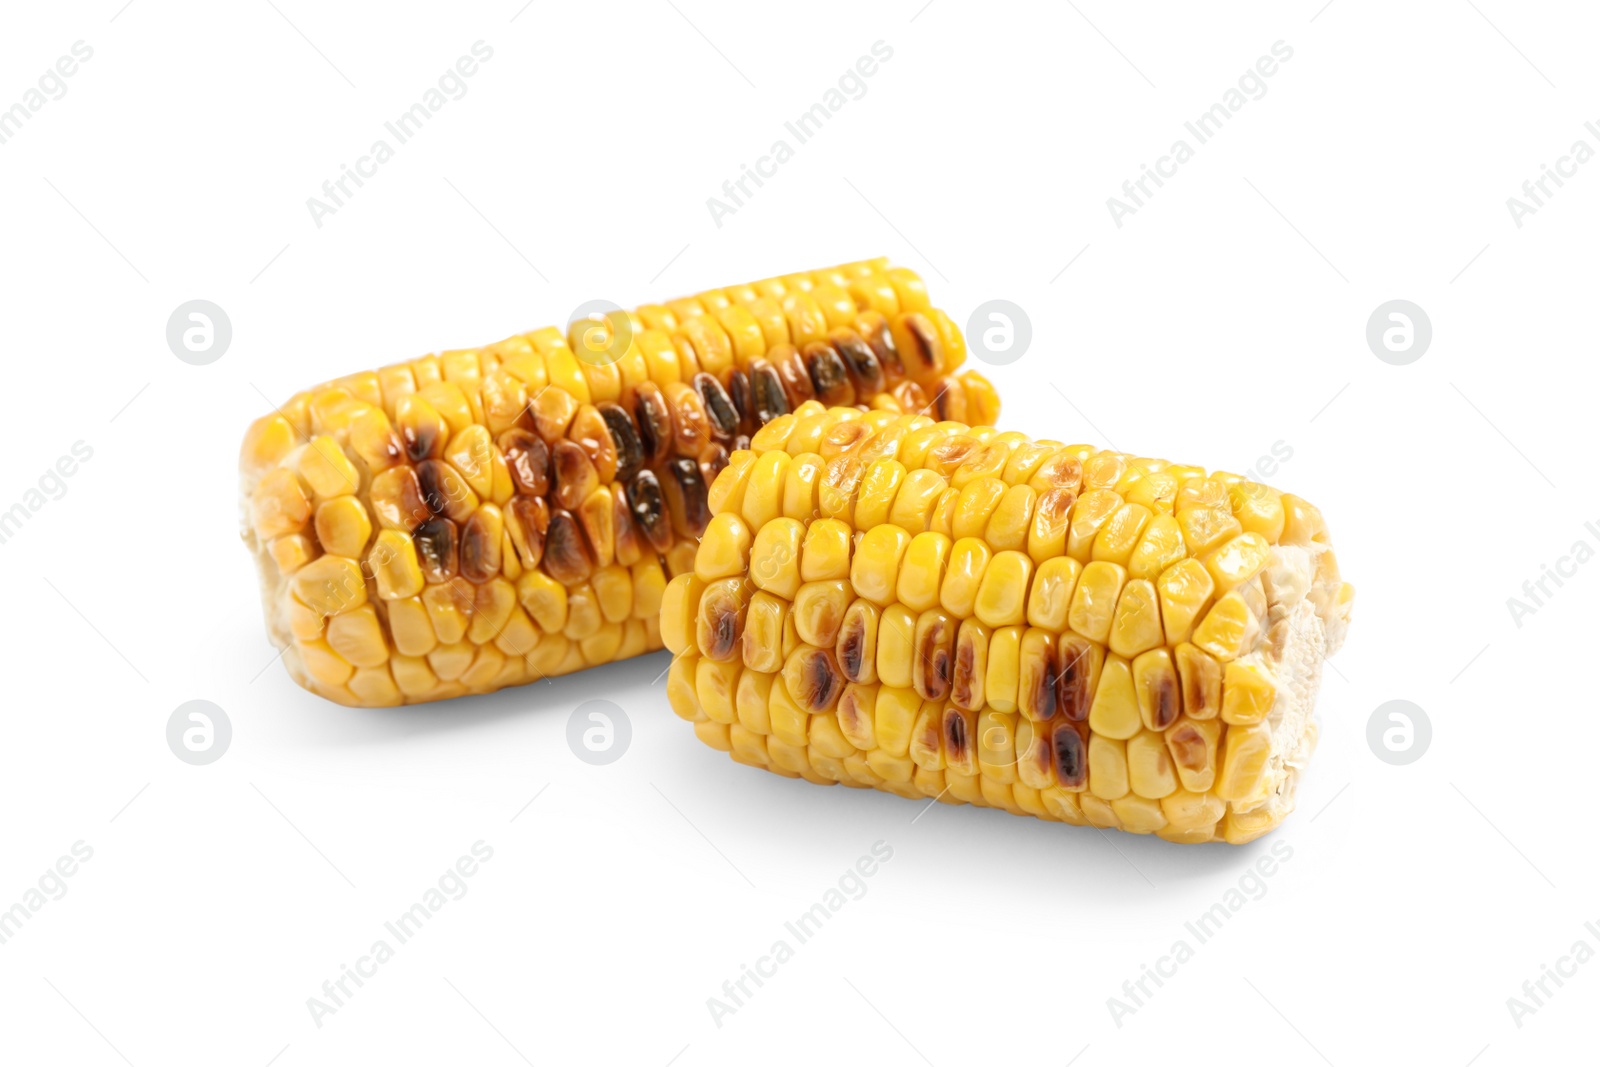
[0,1,1593,1064]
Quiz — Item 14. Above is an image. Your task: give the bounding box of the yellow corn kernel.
[907,700,944,770]
[850,524,911,607]
[1087,653,1140,740]
[737,450,790,531]
[270,534,318,575]
[1216,721,1273,803]
[977,710,1018,784]
[888,467,948,533]
[939,537,991,619]
[893,532,950,614]
[1155,558,1214,645]
[1125,514,1183,582]
[1042,785,1088,824]
[1087,735,1129,799]
[1065,489,1122,562]
[695,656,741,725]
[589,564,632,624]
[369,529,424,600]
[800,518,852,581]
[1067,560,1125,643]
[1092,502,1151,565]
[1192,591,1258,661]
[1024,556,1081,632]
[300,640,354,688]
[965,548,1031,630]
[1161,789,1225,832]
[326,605,389,669]
[982,484,1036,553]
[630,558,667,619]
[1229,482,1286,542]
[292,556,368,618]
[1204,532,1272,593]
[466,578,517,644]
[851,459,905,531]
[733,668,774,735]
[1126,729,1178,799]
[313,496,372,559]
[1280,494,1328,546]
[509,570,563,638]
[422,581,472,644]
[1221,662,1277,725]
[1108,578,1163,659]
[252,468,313,538]
[386,596,435,656]
[745,517,802,600]
[872,686,921,758]
[666,650,706,722]
[1177,506,1243,557]
[984,625,1022,714]
[694,512,753,582]
[738,590,787,673]
[1124,470,1179,514]
[875,604,917,689]
[950,477,1005,541]
[296,435,359,501]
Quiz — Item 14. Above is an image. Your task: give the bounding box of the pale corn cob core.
[239,258,1000,707]
[660,411,1354,844]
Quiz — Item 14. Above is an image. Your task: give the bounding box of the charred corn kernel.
[950,619,989,711]
[973,550,1032,629]
[1217,721,1273,803]
[793,580,852,646]
[1068,561,1125,643]
[1016,627,1059,722]
[1056,634,1102,723]
[1131,648,1181,732]
[663,410,1348,842]
[243,260,990,704]
[1221,662,1277,725]
[1176,643,1223,720]
[1108,578,1164,659]
[836,599,879,683]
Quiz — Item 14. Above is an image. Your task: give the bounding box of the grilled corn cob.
[240,259,999,706]
[660,409,1352,843]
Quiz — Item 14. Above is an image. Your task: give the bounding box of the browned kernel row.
[661,407,1353,844]
[240,260,999,706]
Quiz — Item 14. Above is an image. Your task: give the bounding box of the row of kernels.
[304,614,661,706]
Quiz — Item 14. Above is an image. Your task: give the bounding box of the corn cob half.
[660,408,1353,844]
[240,259,999,706]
